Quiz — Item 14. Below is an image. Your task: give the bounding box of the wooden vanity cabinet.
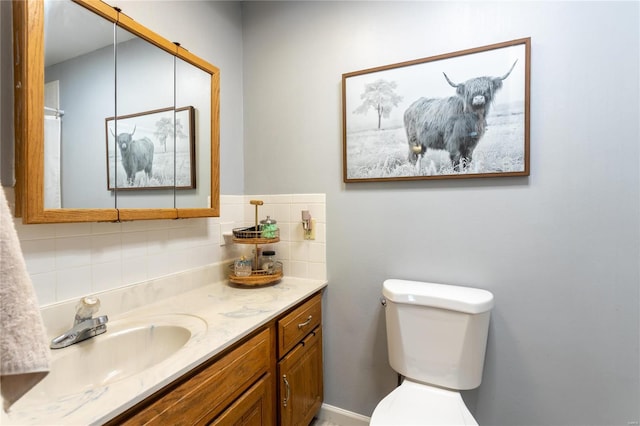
[105,291,323,426]
[277,293,324,426]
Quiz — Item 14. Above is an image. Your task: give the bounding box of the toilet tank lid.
[383,279,494,314]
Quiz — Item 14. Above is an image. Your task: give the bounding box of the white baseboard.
[316,403,371,426]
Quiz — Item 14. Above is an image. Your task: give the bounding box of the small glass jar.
[261,250,276,273]
[260,216,278,239]
[234,257,252,277]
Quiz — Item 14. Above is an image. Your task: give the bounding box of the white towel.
[0,188,50,411]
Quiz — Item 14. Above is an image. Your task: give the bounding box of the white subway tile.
[288,222,304,243]
[92,261,122,293]
[308,242,326,263]
[220,194,244,205]
[120,220,149,233]
[278,224,291,242]
[56,236,92,269]
[91,233,122,264]
[269,194,293,204]
[167,227,195,251]
[15,222,57,240]
[314,222,326,243]
[274,203,291,223]
[56,266,92,302]
[21,239,56,274]
[275,242,291,262]
[146,251,173,278]
[121,231,148,258]
[147,229,169,254]
[288,261,308,279]
[290,241,309,262]
[30,272,57,306]
[122,256,149,285]
[55,222,92,237]
[91,221,122,235]
[308,262,327,281]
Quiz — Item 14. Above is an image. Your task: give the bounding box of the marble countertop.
[2,277,327,425]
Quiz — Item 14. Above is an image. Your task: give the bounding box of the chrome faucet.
[50,296,108,349]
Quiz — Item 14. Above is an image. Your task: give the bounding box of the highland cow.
[405,60,517,171]
[112,125,155,186]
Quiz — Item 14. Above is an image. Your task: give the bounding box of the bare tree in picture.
[352,79,403,130]
[154,117,187,152]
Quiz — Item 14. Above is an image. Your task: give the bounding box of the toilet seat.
[370,379,478,425]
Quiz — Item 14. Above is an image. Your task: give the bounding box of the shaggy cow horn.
[442,72,459,88]
[499,60,518,81]
[131,124,136,136]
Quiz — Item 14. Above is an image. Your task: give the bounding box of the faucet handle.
[76,296,100,319]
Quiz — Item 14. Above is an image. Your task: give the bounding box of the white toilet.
[370,279,494,426]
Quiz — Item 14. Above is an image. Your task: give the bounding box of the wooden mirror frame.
[12,0,220,223]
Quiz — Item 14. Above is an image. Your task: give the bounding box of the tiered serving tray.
[228,200,283,286]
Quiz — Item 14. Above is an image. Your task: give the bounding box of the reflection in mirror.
[43,0,115,208]
[110,24,176,209]
[175,56,212,209]
[14,0,220,223]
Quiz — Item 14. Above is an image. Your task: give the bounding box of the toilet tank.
[382,279,494,390]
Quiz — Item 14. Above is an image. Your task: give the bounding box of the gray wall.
[242,2,640,425]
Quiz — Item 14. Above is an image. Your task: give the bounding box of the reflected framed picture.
[105,106,195,190]
[342,38,530,182]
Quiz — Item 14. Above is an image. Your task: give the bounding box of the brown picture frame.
[106,106,196,190]
[342,38,530,182]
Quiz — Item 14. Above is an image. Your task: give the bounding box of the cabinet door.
[210,373,273,426]
[278,326,323,426]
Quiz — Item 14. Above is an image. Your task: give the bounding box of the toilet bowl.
[371,279,494,426]
[370,380,476,425]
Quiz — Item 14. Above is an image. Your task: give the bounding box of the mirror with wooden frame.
[12,0,220,223]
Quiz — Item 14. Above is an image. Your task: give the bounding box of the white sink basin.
[19,313,206,404]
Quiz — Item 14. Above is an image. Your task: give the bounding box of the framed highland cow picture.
[342,38,530,182]
[105,106,196,190]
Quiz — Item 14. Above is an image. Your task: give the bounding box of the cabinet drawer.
[210,373,273,426]
[117,327,272,426]
[277,293,322,357]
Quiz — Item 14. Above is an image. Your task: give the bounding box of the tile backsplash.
[12,193,326,306]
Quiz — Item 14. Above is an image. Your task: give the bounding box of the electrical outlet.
[304,219,316,240]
